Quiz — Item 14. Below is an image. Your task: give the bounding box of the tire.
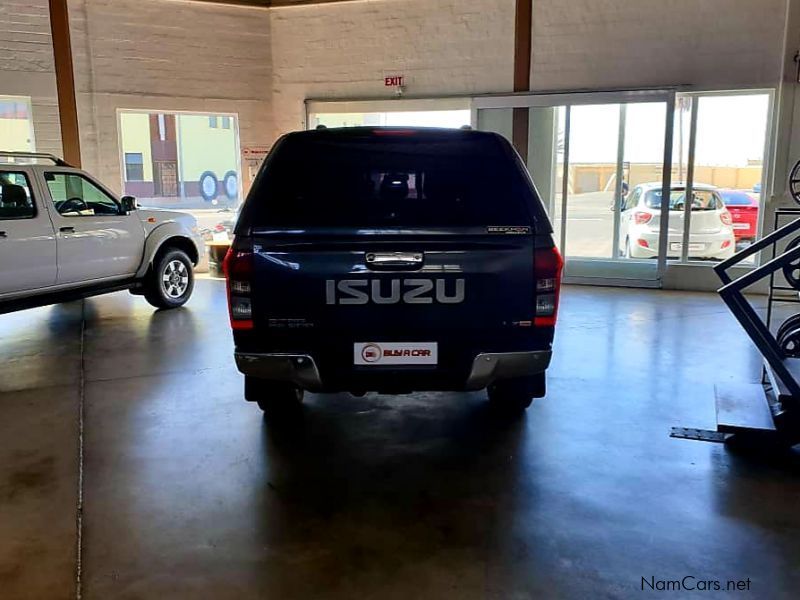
[223,170,238,201]
[487,374,544,412]
[199,171,219,202]
[244,376,304,414]
[144,248,195,309]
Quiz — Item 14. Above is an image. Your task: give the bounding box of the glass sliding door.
[672,91,772,265]
[564,103,620,259]
[474,91,675,286]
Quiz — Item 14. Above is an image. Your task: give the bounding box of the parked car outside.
[618,182,735,260]
[226,127,563,414]
[718,189,759,247]
[0,152,204,314]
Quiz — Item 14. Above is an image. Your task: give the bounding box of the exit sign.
[384,75,404,87]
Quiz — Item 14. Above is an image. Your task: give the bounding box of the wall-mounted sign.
[243,145,270,161]
[384,75,404,87]
[243,145,270,185]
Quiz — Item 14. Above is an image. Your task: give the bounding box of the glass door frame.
[472,89,676,288]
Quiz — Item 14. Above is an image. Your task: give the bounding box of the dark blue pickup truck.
[225,127,562,414]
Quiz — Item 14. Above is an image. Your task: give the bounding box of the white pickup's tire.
[144,248,194,309]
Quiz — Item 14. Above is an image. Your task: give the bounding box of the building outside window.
[118,110,241,241]
[0,96,35,152]
[124,153,144,181]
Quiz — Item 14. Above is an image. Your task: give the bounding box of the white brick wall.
[67,0,273,192]
[531,0,787,91]
[270,0,515,134]
[0,0,61,156]
[1,0,791,179]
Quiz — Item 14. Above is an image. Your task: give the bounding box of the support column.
[49,0,81,167]
[512,0,533,161]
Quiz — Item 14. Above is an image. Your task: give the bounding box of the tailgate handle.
[365,252,423,270]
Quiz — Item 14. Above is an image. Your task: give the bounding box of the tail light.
[634,211,653,225]
[720,211,732,226]
[637,238,650,248]
[721,239,732,249]
[224,239,254,330]
[534,246,564,327]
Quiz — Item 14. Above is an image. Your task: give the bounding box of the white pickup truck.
[0,152,204,314]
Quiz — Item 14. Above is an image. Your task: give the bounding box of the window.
[118,110,241,223]
[157,114,167,141]
[0,96,35,152]
[253,133,536,228]
[644,188,722,211]
[45,173,120,217]
[0,100,29,119]
[623,187,641,211]
[125,153,144,181]
[673,92,771,263]
[0,171,35,219]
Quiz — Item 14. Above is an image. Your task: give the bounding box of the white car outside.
[0,152,205,313]
[618,182,736,260]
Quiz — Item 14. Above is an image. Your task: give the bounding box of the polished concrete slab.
[2,280,800,599]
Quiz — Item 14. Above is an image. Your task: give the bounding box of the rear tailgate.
[246,229,544,386]
[251,229,534,333]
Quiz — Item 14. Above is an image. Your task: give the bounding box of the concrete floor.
[2,280,800,599]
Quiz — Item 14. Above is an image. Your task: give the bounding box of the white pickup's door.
[0,169,57,295]
[43,171,145,284]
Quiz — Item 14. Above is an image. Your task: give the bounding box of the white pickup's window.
[0,171,35,220]
[45,173,120,217]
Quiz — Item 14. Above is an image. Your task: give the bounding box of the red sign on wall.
[384,75,404,87]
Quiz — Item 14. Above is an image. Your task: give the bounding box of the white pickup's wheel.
[162,259,190,298]
[144,248,194,309]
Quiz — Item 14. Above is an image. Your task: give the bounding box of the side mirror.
[120,195,137,213]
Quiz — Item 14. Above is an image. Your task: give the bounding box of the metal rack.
[765,207,800,334]
[672,209,800,447]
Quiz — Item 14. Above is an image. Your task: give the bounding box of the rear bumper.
[234,350,552,392]
[631,230,735,259]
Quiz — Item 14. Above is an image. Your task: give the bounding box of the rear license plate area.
[354,342,438,366]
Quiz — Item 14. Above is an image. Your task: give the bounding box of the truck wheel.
[245,376,304,414]
[488,374,545,412]
[144,248,194,309]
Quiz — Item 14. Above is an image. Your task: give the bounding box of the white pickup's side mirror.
[120,195,137,213]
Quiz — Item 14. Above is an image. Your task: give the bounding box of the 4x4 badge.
[487,226,531,235]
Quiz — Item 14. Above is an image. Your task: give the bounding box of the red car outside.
[719,189,759,244]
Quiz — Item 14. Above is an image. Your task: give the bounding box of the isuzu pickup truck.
[225,128,562,414]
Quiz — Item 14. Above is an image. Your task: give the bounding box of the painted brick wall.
[67,0,274,193]
[270,0,515,134]
[531,0,787,91]
[2,0,791,180]
[0,0,61,156]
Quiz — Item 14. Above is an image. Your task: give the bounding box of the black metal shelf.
[766,209,800,332]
